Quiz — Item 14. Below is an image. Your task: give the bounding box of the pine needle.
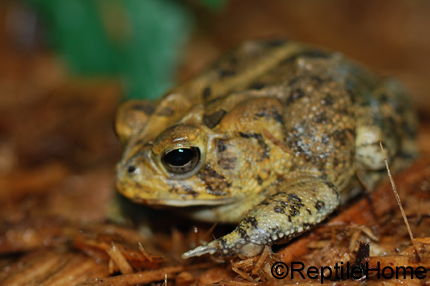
[380,142,421,262]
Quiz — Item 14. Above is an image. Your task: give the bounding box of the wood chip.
[252,245,269,275]
[106,242,134,274]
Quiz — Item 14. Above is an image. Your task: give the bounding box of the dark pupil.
[164,148,194,166]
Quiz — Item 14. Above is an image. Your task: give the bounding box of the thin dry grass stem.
[380,142,421,262]
[348,225,380,252]
[357,225,378,241]
[251,245,269,275]
[263,129,294,154]
[203,223,218,240]
[138,242,153,263]
[193,223,218,247]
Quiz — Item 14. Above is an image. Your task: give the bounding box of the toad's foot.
[182,178,340,259]
[181,226,267,259]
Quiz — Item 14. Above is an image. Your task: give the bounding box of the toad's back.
[115,40,417,258]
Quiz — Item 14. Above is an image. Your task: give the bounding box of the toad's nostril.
[127,165,136,173]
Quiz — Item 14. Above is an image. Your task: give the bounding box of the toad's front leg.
[182,178,340,259]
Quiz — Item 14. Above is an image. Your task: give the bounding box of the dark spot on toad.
[198,164,232,195]
[250,82,266,90]
[239,132,269,159]
[216,140,227,153]
[203,109,226,129]
[314,200,325,211]
[255,107,283,123]
[286,88,305,105]
[333,157,339,167]
[310,75,324,86]
[323,94,334,106]
[331,129,348,145]
[237,226,247,238]
[132,103,155,115]
[273,109,283,123]
[379,94,388,103]
[219,69,236,78]
[202,87,212,100]
[218,157,237,170]
[158,107,174,116]
[289,207,299,217]
[302,223,313,229]
[313,112,330,124]
[218,237,226,247]
[325,181,335,189]
[287,193,302,203]
[257,176,263,185]
[201,164,224,179]
[205,184,229,196]
[243,217,258,229]
[181,184,198,198]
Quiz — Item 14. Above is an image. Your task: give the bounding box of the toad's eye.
[162,147,200,174]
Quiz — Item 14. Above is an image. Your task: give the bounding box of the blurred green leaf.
[199,0,227,11]
[27,0,119,74]
[118,0,192,100]
[27,0,193,100]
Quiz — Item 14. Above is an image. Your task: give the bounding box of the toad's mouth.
[129,197,238,207]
